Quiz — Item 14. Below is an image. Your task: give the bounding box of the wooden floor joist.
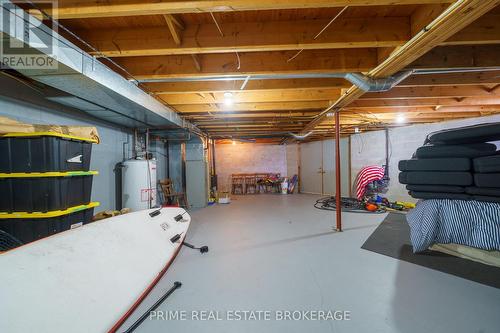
[159,89,341,105]
[75,13,499,58]
[81,17,410,57]
[51,0,454,19]
[114,44,500,80]
[114,49,378,79]
[173,101,332,113]
[360,85,499,100]
[297,0,500,135]
[42,1,500,138]
[144,78,351,94]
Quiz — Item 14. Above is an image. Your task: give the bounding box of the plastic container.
[0,202,99,246]
[0,132,96,173]
[0,171,97,213]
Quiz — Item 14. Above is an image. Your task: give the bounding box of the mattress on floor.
[474,173,500,188]
[429,243,500,268]
[473,155,500,173]
[409,191,471,201]
[426,122,500,145]
[399,171,473,186]
[398,158,471,172]
[465,187,500,196]
[415,143,497,159]
[406,199,500,253]
[406,184,465,193]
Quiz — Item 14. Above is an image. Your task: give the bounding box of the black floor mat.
[361,213,500,289]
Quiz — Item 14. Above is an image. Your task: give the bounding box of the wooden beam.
[360,85,499,99]
[144,78,351,94]
[115,45,500,81]
[444,14,500,45]
[159,89,340,105]
[344,105,500,113]
[115,49,378,80]
[145,72,500,95]
[191,54,202,72]
[410,4,449,36]
[188,114,318,120]
[347,96,500,108]
[399,70,500,87]
[163,14,183,46]
[81,17,409,57]
[52,0,454,19]
[410,45,500,69]
[174,101,330,113]
[298,0,500,134]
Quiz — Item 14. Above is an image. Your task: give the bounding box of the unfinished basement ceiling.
[38,1,500,142]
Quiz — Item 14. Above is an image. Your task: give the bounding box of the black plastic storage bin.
[0,171,97,213]
[0,202,99,247]
[0,132,96,173]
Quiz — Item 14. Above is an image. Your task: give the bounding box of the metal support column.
[335,110,342,232]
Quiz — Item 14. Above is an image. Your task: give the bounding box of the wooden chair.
[244,174,257,194]
[231,174,245,195]
[159,179,188,208]
[255,173,268,193]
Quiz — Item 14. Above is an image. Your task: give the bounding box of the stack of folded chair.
[399,122,500,203]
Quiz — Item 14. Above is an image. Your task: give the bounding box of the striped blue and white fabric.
[406,199,500,253]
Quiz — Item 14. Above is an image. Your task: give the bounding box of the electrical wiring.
[314,196,386,214]
[287,6,349,62]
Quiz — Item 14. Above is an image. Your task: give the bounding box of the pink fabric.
[355,166,385,200]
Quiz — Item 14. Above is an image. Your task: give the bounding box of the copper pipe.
[335,110,342,232]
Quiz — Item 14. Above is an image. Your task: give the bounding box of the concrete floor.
[122,194,500,333]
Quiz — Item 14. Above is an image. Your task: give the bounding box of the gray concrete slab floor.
[121,194,500,333]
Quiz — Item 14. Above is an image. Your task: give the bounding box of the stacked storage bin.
[398,123,500,203]
[0,132,99,247]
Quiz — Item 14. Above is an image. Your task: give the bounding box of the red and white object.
[355,166,385,200]
[0,207,190,333]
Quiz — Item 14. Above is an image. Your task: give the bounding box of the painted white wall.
[350,115,500,202]
[286,143,299,177]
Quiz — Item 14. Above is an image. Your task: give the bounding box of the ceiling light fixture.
[223,92,234,106]
[395,114,406,124]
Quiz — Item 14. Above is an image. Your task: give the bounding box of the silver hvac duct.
[342,70,414,92]
[289,131,313,140]
[140,67,500,92]
[0,1,199,133]
[139,72,415,92]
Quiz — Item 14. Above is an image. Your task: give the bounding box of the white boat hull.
[0,208,190,333]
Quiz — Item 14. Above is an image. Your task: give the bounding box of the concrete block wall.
[350,114,500,202]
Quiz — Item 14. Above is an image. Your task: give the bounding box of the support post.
[335,110,342,232]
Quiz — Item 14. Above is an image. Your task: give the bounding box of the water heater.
[122,159,157,211]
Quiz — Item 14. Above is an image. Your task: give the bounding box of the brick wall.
[215,143,290,191]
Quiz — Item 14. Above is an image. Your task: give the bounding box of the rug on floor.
[361,213,500,289]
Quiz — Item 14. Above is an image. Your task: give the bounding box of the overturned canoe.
[0,207,190,333]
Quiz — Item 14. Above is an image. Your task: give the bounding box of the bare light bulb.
[223,92,234,106]
[395,114,406,124]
